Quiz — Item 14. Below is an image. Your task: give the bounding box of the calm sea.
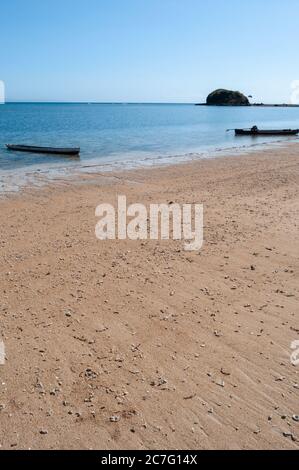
[0,102,298,191]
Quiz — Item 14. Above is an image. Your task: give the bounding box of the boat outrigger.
[6,144,80,156]
[231,126,299,136]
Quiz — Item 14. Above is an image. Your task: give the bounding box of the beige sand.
[0,144,299,450]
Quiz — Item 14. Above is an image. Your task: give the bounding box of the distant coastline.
[195,103,299,107]
[4,101,195,105]
[3,101,299,107]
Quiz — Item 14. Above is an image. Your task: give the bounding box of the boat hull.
[235,129,299,136]
[6,144,80,156]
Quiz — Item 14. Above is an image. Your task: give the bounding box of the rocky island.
[197,88,250,106]
[206,88,250,106]
[196,88,299,107]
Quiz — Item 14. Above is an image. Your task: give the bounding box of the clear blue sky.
[1,0,299,103]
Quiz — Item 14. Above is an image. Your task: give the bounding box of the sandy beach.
[0,144,299,450]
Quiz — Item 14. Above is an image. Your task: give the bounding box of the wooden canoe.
[235,129,299,136]
[6,144,80,156]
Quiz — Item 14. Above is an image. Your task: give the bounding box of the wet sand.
[0,144,299,450]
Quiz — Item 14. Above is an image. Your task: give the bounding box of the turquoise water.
[0,102,299,174]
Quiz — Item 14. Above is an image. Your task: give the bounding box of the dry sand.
[0,144,299,450]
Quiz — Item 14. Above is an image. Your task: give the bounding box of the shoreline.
[1,139,298,197]
[0,144,299,449]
